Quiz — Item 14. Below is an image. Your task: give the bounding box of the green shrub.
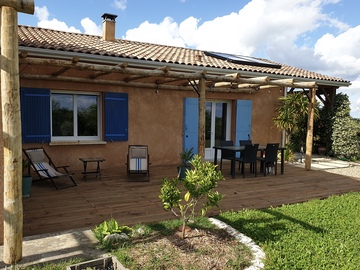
[331,93,360,160]
[93,218,133,250]
[273,92,319,153]
[314,103,334,154]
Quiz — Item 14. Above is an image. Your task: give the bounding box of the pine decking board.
[22,162,360,238]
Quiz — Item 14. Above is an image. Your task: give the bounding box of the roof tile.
[18,25,349,84]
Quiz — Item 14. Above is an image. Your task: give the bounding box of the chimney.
[101,13,118,41]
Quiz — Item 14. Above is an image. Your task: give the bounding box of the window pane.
[214,103,227,146]
[52,94,74,136]
[77,95,98,136]
[205,102,212,148]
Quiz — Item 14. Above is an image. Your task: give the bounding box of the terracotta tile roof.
[18,25,349,84]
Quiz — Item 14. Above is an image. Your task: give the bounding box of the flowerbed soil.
[120,227,253,270]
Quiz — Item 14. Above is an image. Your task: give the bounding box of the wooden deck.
[23,161,360,237]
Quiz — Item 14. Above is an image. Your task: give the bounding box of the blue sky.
[18,0,360,118]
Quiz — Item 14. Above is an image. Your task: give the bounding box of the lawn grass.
[217,192,360,270]
[22,257,86,270]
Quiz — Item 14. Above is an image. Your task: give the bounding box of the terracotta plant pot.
[318,146,326,156]
[22,175,33,197]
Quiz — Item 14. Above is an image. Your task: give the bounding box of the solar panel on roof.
[204,51,281,69]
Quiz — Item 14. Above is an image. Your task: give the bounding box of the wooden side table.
[79,157,105,180]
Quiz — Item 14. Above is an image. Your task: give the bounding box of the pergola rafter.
[19,56,318,90]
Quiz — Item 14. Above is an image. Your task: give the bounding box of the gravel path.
[323,162,360,178]
[293,153,360,179]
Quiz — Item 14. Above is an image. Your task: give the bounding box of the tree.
[159,155,224,239]
[273,92,319,152]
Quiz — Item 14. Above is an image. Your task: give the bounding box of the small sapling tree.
[159,155,224,238]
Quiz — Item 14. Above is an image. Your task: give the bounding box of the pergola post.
[0,0,34,265]
[198,77,206,159]
[305,87,317,170]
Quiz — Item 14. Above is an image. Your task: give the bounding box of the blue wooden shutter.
[104,92,128,141]
[183,98,198,154]
[235,100,252,145]
[21,88,51,143]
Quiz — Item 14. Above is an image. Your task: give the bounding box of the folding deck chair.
[126,145,150,181]
[23,147,77,190]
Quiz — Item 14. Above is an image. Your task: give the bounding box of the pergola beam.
[124,66,170,82]
[20,73,260,93]
[1,0,34,265]
[305,87,317,170]
[237,83,260,89]
[269,78,294,86]
[90,62,127,79]
[293,81,317,88]
[258,85,280,90]
[0,0,34,13]
[213,82,237,88]
[20,57,318,89]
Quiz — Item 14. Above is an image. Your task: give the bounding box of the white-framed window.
[204,100,232,160]
[50,91,101,141]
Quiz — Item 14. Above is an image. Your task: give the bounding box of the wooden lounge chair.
[126,145,150,181]
[23,147,77,190]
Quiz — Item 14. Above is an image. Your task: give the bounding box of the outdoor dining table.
[213,145,286,178]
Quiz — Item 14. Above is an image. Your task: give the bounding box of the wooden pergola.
[18,55,320,165]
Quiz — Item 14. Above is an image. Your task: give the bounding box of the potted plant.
[22,159,33,197]
[177,147,194,180]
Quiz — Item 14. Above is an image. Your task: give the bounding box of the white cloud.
[122,0,360,118]
[312,25,360,118]
[314,26,360,79]
[123,0,347,56]
[113,0,127,10]
[34,6,49,21]
[34,6,101,36]
[125,17,186,47]
[35,6,81,33]
[81,18,102,36]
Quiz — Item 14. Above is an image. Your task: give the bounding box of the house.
[0,13,350,244]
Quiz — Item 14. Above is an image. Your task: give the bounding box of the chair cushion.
[130,148,147,159]
[129,158,148,171]
[34,162,64,178]
[26,149,46,163]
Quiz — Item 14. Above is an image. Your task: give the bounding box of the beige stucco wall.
[17,78,283,170]
[19,79,201,169]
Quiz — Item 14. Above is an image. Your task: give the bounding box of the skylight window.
[204,51,281,69]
